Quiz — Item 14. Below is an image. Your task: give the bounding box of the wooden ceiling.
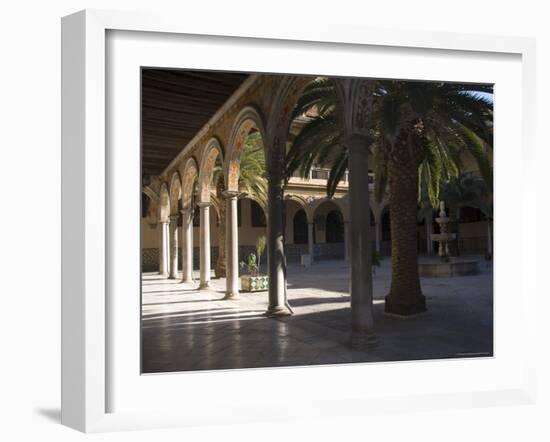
[141,69,249,176]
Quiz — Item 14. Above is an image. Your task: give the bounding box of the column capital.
[169,214,178,222]
[222,190,240,200]
[346,132,374,149]
[180,207,193,216]
[196,201,212,208]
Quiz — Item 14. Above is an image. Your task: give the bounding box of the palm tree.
[286,77,493,315]
[212,131,267,277]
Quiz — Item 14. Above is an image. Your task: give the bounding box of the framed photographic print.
[61,9,537,432]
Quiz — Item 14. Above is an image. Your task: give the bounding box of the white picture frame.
[61,9,537,433]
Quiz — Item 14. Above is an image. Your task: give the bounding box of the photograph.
[139,69,494,374]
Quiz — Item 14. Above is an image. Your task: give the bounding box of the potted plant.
[372,250,382,275]
[240,235,269,292]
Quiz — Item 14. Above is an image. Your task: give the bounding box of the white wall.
[2,1,549,441]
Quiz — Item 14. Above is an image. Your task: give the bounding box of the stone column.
[348,134,376,343]
[343,220,349,261]
[266,166,291,316]
[198,202,211,289]
[307,221,315,264]
[169,215,179,279]
[180,208,193,283]
[224,191,239,299]
[159,221,170,276]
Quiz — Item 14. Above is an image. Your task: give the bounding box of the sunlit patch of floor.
[141,258,493,373]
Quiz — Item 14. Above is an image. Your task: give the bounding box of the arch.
[169,171,182,215]
[198,137,224,203]
[180,156,199,210]
[332,77,374,138]
[284,194,312,223]
[309,197,349,222]
[142,185,159,203]
[264,75,314,178]
[159,182,170,222]
[224,106,267,192]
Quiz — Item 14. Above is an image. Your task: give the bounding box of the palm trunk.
[385,147,427,316]
[215,178,227,278]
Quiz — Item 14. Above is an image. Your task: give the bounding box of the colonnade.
[151,75,379,340]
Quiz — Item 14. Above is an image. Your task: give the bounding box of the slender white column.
[169,215,179,279]
[159,221,170,276]
[308,221,315,264]
[224,191,239,299]
[198,202,211,289]
[180,208,193,283]
[348,134,375,343]
[343,220,349,261]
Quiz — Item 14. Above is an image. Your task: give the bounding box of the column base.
[265,305,293,317]
[199,281,210,290]
[223,291,239,300]
[384,294,427,317]
[159,272,169,278]
[350,331,378,349]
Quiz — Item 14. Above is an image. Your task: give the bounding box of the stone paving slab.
[141,257,493,373]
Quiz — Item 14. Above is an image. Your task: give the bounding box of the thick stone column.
[266,167,291,316]
[224,191,239,299]
[348,134,376,343]
[308,221,315,264]
[159,221,170,276]
[344,220,349,261]
[198,202,211,289]
[180,208,193,283]
[169,215,179,279]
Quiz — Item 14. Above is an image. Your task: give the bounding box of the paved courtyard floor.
[141,257,493,373]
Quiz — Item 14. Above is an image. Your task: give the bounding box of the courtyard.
[142,257,493,373]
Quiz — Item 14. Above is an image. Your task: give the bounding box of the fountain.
[418,201,479,277]
[431,201,455,259]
